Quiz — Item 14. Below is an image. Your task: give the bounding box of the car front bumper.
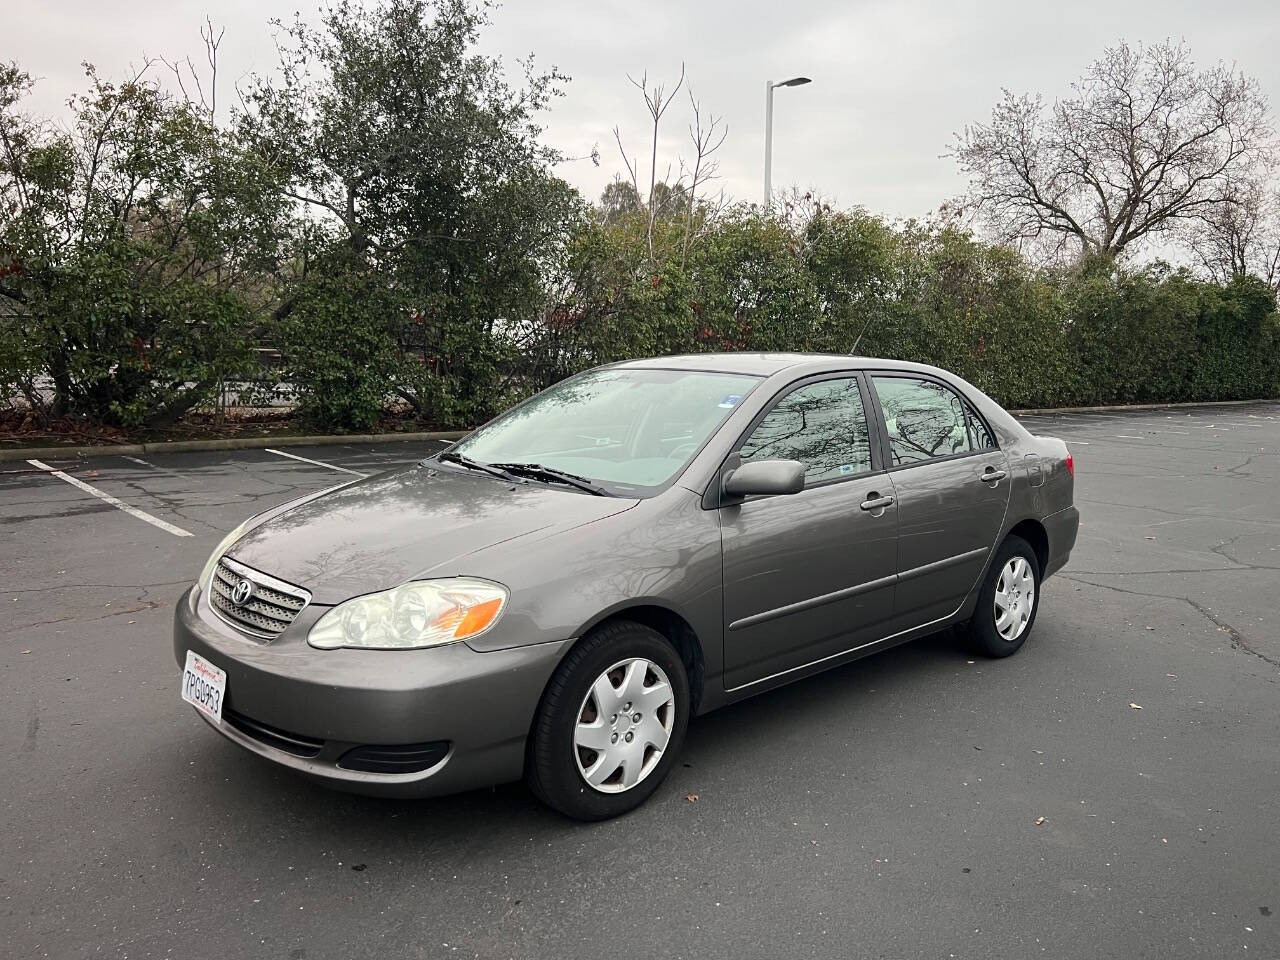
[173,586,571,798]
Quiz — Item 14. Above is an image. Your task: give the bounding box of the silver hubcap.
[994,556,1035,641]
[574,658,675,794]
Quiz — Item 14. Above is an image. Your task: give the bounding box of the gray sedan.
[175,353,1078,820]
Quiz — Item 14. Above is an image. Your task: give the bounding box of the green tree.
[0,60,286,427]
[688,209,820,352]
[245,0,581,428]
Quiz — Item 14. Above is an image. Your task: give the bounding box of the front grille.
[338,742,450,774]
[223,706,324,758]
[209,556,310,641]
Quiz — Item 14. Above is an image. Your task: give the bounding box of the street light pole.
[763,76,811,206]
[763,81,774,206]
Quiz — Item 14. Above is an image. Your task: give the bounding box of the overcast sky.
[9,0,1280,221]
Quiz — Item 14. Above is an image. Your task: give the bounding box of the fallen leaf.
[1161,838,1168,844]
[20,649,32,655]
[1144,535,1156,540]
[128,620,136,625]
[1129,703,1143,710]
[685,793,699,803]
[1035,817,1047,826]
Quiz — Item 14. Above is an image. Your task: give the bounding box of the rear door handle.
[981,467,1007,483]
[860,494,895,512]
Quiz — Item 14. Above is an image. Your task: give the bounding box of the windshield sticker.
[719,395,742,408]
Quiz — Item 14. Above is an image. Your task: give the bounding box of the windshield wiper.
[437,451,519,482]
[488,462,609,496]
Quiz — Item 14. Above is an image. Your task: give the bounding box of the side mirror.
[723,459,806,499]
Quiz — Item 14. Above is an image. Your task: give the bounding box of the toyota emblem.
[232,578,254,607]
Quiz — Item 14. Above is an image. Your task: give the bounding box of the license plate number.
[181,650,226,724]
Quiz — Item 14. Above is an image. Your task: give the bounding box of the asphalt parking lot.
[3,404,1278,960]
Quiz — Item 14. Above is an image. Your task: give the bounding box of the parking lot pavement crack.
[6,579,191,595]
[1207,535,1279,571]
[1060,575,1280,669]
[15,614,73,629]
[1183,598,1280,668]
[1076,497,1280,527]
[1226,455,1256,477]
[11,599,163,632]
[1066,566,1251,576]
[24,698,38,752]
[226,459,311,494]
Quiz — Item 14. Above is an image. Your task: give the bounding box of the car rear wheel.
[526,620,690,820]
[966,534,1041,658]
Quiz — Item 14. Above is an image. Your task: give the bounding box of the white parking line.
[1115,435,1144,440]
[264,448,367,477]
[26,459,193,537]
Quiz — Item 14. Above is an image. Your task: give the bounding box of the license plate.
[181,650,226,724]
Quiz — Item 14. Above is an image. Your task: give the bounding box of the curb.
[1009,398,1278,416]
[0,430,468,463]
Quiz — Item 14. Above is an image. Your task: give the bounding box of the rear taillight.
[1065,452,1075,476]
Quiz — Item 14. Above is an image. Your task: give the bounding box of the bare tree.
[612,65,684,261]
[160,17,224,118]
[953,40,1273,262]
[1189,173,1280,292]
[680,89,727,265]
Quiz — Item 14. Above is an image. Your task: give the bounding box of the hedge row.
[4,206,1279,433]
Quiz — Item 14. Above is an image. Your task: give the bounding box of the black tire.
[966,534,1042,658]
[526,620,690,821]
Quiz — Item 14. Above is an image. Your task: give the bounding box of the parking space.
[2,441,440,645]
[2,408,1278,959]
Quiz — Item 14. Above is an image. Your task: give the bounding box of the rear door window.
[872,376,983,466]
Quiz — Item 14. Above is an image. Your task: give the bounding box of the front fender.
[457,491,726,691]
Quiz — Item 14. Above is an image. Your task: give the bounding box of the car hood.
[227,463,637,604]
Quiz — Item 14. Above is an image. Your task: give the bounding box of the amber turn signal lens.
[454,597,505,639]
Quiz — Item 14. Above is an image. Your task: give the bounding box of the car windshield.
[449,368,761,495]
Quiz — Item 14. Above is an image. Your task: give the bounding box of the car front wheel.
[967,534,1041,658]
[526,620,690,820]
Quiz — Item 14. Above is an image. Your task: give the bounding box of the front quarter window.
[451,368,761,495]
[739,377,872,484]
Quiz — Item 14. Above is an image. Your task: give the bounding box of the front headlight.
[196,519,254,593]
[308,578,509,650]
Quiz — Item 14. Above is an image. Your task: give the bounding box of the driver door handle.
[860,494,895,512]
[981,466,1007,483]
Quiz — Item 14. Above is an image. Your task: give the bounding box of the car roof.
[608,352,949,378]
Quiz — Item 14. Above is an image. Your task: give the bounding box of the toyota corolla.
[175,353,1078,820]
